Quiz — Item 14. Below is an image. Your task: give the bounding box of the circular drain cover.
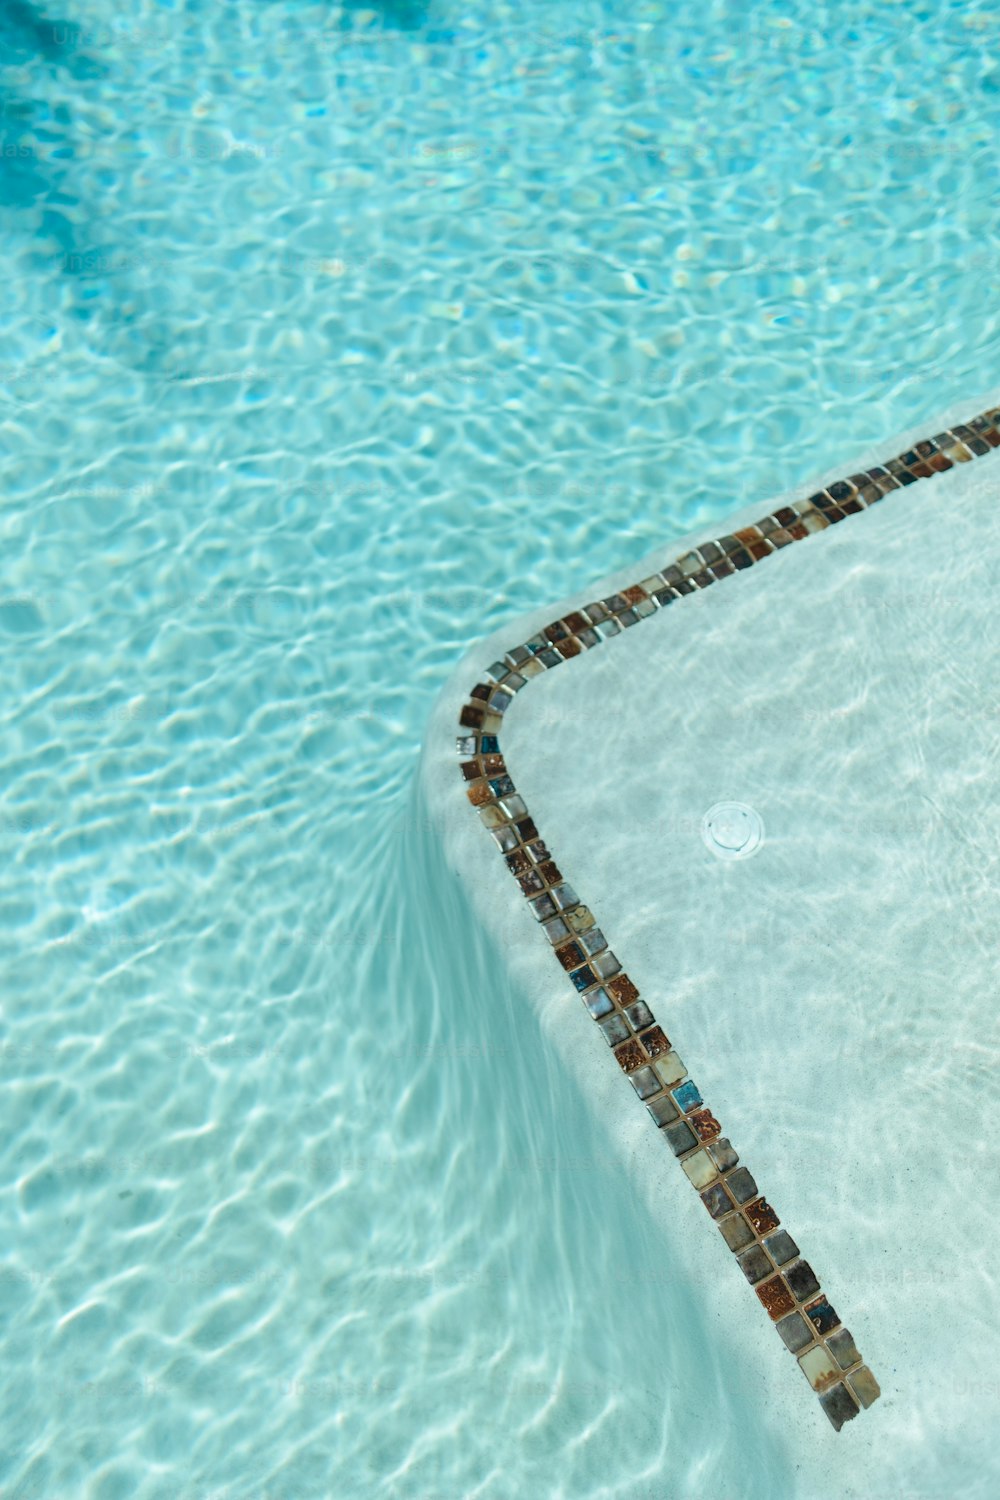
[701,801,764,860]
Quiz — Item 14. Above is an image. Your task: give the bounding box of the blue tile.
[671,1080,703,1113]
[570,965,598,993]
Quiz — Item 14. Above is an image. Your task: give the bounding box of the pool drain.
[701,801,764,860]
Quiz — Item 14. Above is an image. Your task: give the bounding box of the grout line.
[454,407,1000,1431]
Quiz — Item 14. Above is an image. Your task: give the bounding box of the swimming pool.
[2,0,999,1495]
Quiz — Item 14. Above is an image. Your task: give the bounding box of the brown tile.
[543,622,567,643]
[622,585,648,605]
[505,849,532,876]
[517,870,545,896]
[563,611,587,633]
[614,1039,646,1073]
[748,539,773,561]
[756,1276,796,1321]
[745,1197,780,1234]
[481,754,505,774]
[639,1025,670,1058]
[555,637,582,659]
[539,861,562,884]
[734,526,763,545]
[466,782,492,807]
[460,761,481,781]
[607,974,639,1006]
[459,704,485,729]
[787,522,808,541]
[514,817,538,843]
[555,940,586,971]
[470,683,491,701]
[689,1108,722,1141]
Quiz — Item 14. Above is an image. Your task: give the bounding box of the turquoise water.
[2,0,1000,1494]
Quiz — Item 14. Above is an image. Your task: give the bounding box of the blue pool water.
[2,1,1000,1495]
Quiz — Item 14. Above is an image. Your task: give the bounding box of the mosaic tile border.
[455,407,1000,1429]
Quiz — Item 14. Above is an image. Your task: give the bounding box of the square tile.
[689,1108,721,1141]
[456,735,477,756]
[745,1198,780,1235]
[614,1039,646,1073]
[460,760,481,781]
[514,817,538,842]
[569,964,598,993]
[584,987,614,1019]
[491,825,520,853]
[639,1025,670,1058]
[517,870,545,896]
[719,1213,755,1252]
[707,1138,738,1172]
[551,883,578,910]
[480,735,500,754]
[489,775,515,798]
[500,794,527,820]
[671,1080,703,1112]
[785,1260,821,1302]
[506,849,532,877]
[804,1298,839,1335]
[565,906,596,934]
[623,1000,654,1031]
[681,1149,719,1189]
[847,1367,881,1409]
[466,782,493,807]
[737,1244,774,1285]
[756,1276,795,1321]
[724,1167,757,1204]
[827,1327,861,1370]
[646,1093,680,1127]
[776,1312,814,1353]
[528,892,556,921]
[607,974,639,1006]
[663,1120,698,1156]
[539,861,563,884]
[598,1012,630,1046]
[629,1066,661,1100]
[580,927,608,956]
[798,1344,841,1391]
[542,916,569,944]
[478,805,506,829]
[555,940,586,972]
[593,951,622,979]
[819,1384,860,1432]
[653,1052,687,1088]
[763,1230,799,1266]
[700,1182,735,1219]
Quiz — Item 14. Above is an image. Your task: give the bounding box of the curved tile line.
[455,408,1000,1430]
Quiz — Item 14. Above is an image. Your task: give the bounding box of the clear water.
[2,0,999,1494]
